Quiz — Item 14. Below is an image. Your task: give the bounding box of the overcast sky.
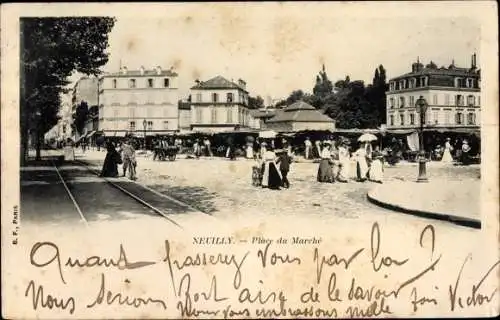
[67,3,481,103]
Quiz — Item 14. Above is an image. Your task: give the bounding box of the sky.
[67,3,481,103]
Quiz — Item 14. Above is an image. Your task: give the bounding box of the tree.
[313,64,333,98]
[20,17,115,162]
[248,95,264,109]
[73,101,89,135]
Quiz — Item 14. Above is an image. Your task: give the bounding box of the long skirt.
[441,149,453,163]
[246,145,254,159]
[356,158,369,181]
[100,152,119,177]
[262,161,282,189]
[369,159,383,182]
[337,159,350,182]
[317,159,334,183]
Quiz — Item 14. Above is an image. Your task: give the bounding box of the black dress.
[100,146,121,177]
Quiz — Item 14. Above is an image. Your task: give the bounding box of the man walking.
[276,149,292,188]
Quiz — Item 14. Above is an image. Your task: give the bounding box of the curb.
[366,191,481,229]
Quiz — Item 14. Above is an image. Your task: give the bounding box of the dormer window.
[147,79,154,88]
[129,79,136,88]
[112,79,117,88]
[164,78,169,88]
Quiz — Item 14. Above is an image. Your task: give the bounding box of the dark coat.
[276,153,291,172]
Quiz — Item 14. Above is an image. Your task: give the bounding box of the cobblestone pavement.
[81,150,480,228]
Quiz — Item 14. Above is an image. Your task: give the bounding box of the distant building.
[264,101,335,132]
[386,54,480,131]
[98,66,179,137]
[178,100,191,130]
[249,108,277,130]
[189,76,250,133]
[72,77,98,114]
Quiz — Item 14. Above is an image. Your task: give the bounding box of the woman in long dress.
[100,143,121,177]
[317,142,335,183]
[369,146,384,183]
[336,141,351,182]
[441,137,454,163]
[261,148,282,190]
[354,143,369,182]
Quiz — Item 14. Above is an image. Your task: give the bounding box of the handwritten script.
[23,222,498,318]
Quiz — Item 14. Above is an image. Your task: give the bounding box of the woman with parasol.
[354,133,377,182]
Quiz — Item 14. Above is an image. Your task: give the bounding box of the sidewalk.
[367,179,481,229]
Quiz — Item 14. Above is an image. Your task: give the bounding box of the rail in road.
[51,158,211,229]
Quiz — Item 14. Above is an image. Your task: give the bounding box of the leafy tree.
[313,64,333,98]
[248,95,264,109]
[73,101,89,135]
[20,17,115,162]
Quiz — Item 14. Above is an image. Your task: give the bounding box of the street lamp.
[143,118,147,150]
[416,95,429,182]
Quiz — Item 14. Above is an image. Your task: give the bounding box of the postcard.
[1,2,499,318]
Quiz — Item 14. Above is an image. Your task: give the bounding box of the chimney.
[238,78,246,90]
[121,66,128,75]
[140,65,145,75]
[156,66,162,75]
[195,79,201,85]
[472,53,477,68]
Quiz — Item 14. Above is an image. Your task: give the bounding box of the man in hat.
[121,138,137,180]
[275,148,292,188]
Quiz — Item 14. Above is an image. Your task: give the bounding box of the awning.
[259,130,278,138]
[115,131,127,137]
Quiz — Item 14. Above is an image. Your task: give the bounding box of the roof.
[249,109,277,118]
[103,69,178,78]
[190,75,248,93]
[390,66,479,81]
[266,101,335,123]
[178,101,191,110]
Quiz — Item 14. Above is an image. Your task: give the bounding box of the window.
[227,93,233,103]
[409,113,415,125]
[456,112,463,125]
[163,121,169,130]
[478,96,481,106]
[433,94,438,105]
[399,97,405,108]
[467,113,475,125]
[196,108,202,124]
[147,79,154,88]
[389,98,395,109]
[467,95,475,106]
[389,115,394,126]
[128,107,135,118]
[456,95,464,106]
[211,107,217,124]
[112,79,117,88]
[113,108,119,117]
[129,79,136,88]
[467,79,473,88]
[444,110,451,124]
[399,114,405,125]
[444,94,450,105]
[227,108,233,123]
[129,121,136,131]
[147,121,153,130]
[196,93,202,102]
[432,110,439,124]
[212,93,219,103]
[164,78,170,87]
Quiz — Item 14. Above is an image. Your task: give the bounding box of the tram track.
[50,158,195,229]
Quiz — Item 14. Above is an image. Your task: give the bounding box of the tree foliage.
[312,64,333,98]
[248,95,264,109]
[20,17,115,160]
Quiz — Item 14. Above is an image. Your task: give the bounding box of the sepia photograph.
[2,2,499,319]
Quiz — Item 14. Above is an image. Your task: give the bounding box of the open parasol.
[357,133,378,142]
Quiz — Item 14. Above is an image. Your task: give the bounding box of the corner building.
[386,55,480,131]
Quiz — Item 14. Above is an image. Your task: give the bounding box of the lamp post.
[416,95,428,182]
[143,119,147,150]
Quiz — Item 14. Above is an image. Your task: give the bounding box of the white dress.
[354,148,369,180]
[441,142,454,163]
[337,146,350,181]
[369,153,383,182]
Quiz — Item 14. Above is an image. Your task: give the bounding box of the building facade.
[98,66,179,136]
[386,55,480,131]
[265,101,336,132]
[189,76,251,133]
[178,100,191,130]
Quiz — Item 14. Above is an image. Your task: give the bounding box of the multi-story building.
[189,76,251,132]
[386,54,480,131]
[178,100,191,130]
[98,66,179,137]
[72,76,98,114]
